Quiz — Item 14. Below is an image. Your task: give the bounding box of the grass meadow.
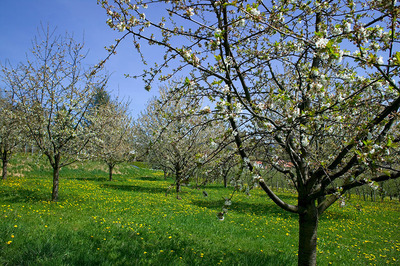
[0,154,399,265]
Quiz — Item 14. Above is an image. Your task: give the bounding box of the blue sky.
[0,0,160,117]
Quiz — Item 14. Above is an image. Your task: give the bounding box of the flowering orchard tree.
[99,0,400,265]
[1,27,107,201]
[0,93,24,180]
[90,98,135,181]
[135,86,222,198]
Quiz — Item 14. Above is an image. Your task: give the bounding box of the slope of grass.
[0,154,399,265]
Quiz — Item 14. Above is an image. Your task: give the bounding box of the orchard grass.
[0,154,399,265]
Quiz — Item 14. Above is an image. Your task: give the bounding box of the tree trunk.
[175,163,182,199]
[52,166,60,202]
[109,164,114,181]
[2,150,9,180]
[298,203,319,266]
[2,158,8,180]
[223,173,227,188]
[176,180,181,199]
[52,155,61,202]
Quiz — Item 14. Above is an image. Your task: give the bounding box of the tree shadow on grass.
[86,225,296,266]
[70,176,109,182]
[193,198,354,221]
[136,176,160,181]
[0,188,49,203]
[70,175,162,183]
[6,222,296,266]
[191,199,297,219]
[100,183,168,194]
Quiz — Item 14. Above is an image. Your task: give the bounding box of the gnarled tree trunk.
[298,201,319,266]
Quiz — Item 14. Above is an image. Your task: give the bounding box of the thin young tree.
[91,98,135,181]
[1,26,107,201]
[99,1,400,265]
[136,86,218,198]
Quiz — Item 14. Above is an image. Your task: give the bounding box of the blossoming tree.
[135,86,221,198]
[99,0,400,265]
[1,27,107,201]
[90,98,135,181]
[0,92,24,180]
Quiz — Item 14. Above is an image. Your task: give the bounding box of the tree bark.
[52,166,60,202]
[2,158,8,180]
[52,155,61,202]
[109,164,114,181]
[176,180,181,199]
[298,203,319,266]
[223,174,227,188]
[175,163,182,199]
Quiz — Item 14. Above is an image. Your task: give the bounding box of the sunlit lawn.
[0,154,399,265]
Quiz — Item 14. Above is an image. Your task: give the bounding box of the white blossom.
[249,8,260,17]
[222,84,230,94]
[116,22,126,32]
[224,199,232,206]
[368,181,379,190]
[236,18,246,27]
[235,102,243,113]
[301,137,309,147]
[210,141,218,148]
[332,26,342,35]
[253,174,261,181]
[214,28,222,37]
[258,102,267,110]
[344,22,352,33]
[186,7,194,17]
[315,38,329,49]
[202,105,211,113]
